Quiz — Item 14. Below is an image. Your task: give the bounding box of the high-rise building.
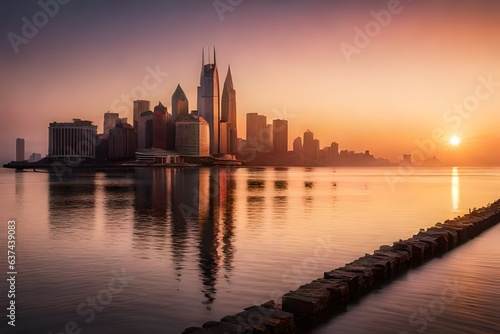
[293,137,303,153]
[133,100,150,130]
[219,121,230,154]
[138,110,154,149]
[303,129,315,161]
[221,66,237,154]
[152,102,167,150]
[16,138,25,161]
[108,120,137,159]
[273,119,288,154]
[172,84,189,119]
[197,48,220,155]
[48,119,97,159]
[175,113,210,156]
[313,139,320,158]
[331,142,339,157]
[103,112,119,140]
[246,113,267,150]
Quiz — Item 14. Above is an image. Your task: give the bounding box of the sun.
[449,136,461,147]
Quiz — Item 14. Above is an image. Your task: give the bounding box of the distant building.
[263,124,273,151]
[28,153,42,162]
[133,100,150,130]
[16,138,25,161]
[152,102,167,150]
[197,48,220,155]
[221,66,237,154]
[172,84,189,119]
[331,142,339,157]
[103,112,119,140]
[303,129,315,160]
[293,137,303,153]
[273,119,288,154]
[246,113,267,150]
[138,110,154,150]
[169,84,189,150]
[108,120,137,159]
[236,138,246,152]
[403,154,412,164]
[313,139,320,158]
[48,119,97,159]
[175,113,210,156]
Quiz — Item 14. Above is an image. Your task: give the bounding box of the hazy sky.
[1,0,500,165]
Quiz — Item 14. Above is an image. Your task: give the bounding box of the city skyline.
[2,0,500,165]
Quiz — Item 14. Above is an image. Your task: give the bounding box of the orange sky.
[1,0,500,165]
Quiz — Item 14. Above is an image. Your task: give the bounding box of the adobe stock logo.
[7,0,71,54]
[340,0,410,64]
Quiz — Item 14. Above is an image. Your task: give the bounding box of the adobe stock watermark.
[399,279,460,334]
[386,74,499,191]
[48,268,134,334]
[340,0,411,64]
[213,0,244,21]
[108,64,169,118]
[7,0,71,54]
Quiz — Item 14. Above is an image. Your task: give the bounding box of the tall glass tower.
[197,48,220,155]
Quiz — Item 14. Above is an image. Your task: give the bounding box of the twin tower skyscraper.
[196,47,237,156]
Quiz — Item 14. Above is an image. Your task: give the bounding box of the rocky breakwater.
[182,200,500,334]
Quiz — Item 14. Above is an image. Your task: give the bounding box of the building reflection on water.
[48,174,96,234]
[132,167,236,307]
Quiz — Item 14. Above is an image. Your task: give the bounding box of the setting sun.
[450,136,462,147]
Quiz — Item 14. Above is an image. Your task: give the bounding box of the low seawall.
[182,200,500,334]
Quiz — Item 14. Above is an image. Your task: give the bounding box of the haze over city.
[2,0,500,165]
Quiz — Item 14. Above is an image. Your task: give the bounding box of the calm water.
[0,167,499,334]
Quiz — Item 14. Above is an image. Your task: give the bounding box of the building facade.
[152,102,167,150]
[108,121,137,159]
[221,66,237,154]
[133,100,150,130]
[48,119,97,159]
[246,113,267,150]
[197,48,220,155]
[175,114,210,156]
[138,110,154,150]
[273,119,288,154]
[103,112,119,140]
[172,84,189,119]
[16,138,25,161]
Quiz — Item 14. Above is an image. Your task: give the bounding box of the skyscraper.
[221,66,237,154]
[138,110,154,149]
[293,137,303,153]
[175,113,210,156]
[303,129,315,161]
[246,113,267,151]
[197,48,220,155]
[169,84,188,150]
[331,142,339,157]
[16,138,25,161]
[103,112,119,140]
[108,119,137,159]
[172,84,189,119]
[133,100,150,130]
[272,119,288,154]
[152,102,167,150]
